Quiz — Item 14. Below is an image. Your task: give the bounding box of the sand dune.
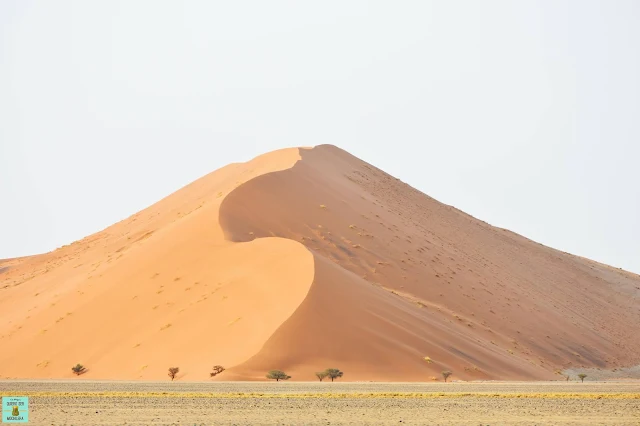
[1,145,639,381]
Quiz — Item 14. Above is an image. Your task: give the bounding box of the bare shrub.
[71,364,86,376]
[210,365,225,377]
[168,367,179,381]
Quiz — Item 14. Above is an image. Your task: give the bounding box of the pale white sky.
[1,1,639,273]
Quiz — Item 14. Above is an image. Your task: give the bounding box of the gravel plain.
[1,380,639,425]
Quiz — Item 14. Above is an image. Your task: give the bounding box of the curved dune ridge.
[0,148,313,380]
[1,144,640,381]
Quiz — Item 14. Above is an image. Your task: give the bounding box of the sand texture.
[1,144,640,381]
[1,380,639,425]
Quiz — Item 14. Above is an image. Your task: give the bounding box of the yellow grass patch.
[3,391,638,399]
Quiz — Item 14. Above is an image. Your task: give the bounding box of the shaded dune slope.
[219,145,640,381]
[1,144,639,381]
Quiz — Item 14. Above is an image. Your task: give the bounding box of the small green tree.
[210,365,225,377]
[442,370,452,382]
[71,364,86,376]
[578,373,587,383]
[315,371,328,381]
[266,370,291,381]
[168,367,179,381]
[324,368,344,382]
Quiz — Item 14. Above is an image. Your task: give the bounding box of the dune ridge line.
[1,144,639,382]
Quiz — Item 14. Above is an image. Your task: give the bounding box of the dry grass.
[1,391,638,399]
[2,381,637,425]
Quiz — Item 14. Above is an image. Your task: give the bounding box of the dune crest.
[1,144,639,381]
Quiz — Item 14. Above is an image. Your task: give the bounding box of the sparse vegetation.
[423,356,432,364]
[442,371,452,382]
[266,370,291,381]
[210,365,225,377]
[7,382,637,423]
[578,373,587,383]
[315,371,328,381]
[71,364,86,376]
[324,368,344,382]
[168,367,179,381]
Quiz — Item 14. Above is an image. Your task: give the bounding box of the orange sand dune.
[1,145,639,381]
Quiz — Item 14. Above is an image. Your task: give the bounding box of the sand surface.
[1,380,639,425]
[1,144,640,382]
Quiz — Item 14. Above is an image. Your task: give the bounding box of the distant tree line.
[68,362,591,384]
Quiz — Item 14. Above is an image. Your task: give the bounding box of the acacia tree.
[266,370,291,381]
[315,371,328,382]
[442,371,452,382]
[168,367,179,381]
[71,364,86,376]
[578,373,587,383]
[210,365,225,377]
[324,368,344,382]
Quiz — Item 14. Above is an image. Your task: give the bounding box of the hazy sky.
[1,1,639,273]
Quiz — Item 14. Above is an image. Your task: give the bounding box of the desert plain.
[1,380,639,425]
